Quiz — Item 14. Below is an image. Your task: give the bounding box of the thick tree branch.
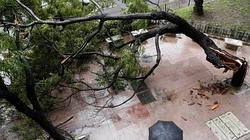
[0,2,231,68]
[0,77,65,140]
[22,58,42,111]
[116,23,181,49]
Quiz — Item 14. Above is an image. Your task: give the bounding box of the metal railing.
[160,0,215,10]
[190,22,250,42]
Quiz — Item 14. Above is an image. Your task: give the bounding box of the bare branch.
[61,20,105,65]
[90,0,105,14]
[64,52,120,60]
[0,12,194,28]
[55,116,74,128]
[146,0,162,11]
[16,0,41,21]
[58,66,122,104]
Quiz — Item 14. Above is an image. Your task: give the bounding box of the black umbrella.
[149,121,183,140]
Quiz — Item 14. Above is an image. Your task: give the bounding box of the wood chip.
[188,102,195,106]
[197,103,202,106]
[209,104,219,110]
[198,93,205,96]
[214,101,219,104]
[181,116,188,121]
[190,90,193,95]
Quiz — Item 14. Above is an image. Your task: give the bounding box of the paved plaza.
[50,35,250,140]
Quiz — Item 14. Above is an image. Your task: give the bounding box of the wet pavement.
[50,34,250,140]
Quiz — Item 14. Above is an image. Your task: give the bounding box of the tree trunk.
[0,80,66,140]
[193,0,204,16]
[4,94,66,140]
[231,61,248,87]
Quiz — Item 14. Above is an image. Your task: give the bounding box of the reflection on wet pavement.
[50,34,250,140]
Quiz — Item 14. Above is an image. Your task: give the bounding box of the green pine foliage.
[122,0,151,30]
[0,0,148,139]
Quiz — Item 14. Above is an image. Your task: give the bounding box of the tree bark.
[193,0,204,16]
[231,61,248,87]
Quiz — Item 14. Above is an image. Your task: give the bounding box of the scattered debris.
[188,102,195,106]
[185,80,231,108]
[209,104,219,110]
[111,114,122,123]
[75,134,90,140]
[166,93,177,101]
[181,116,188,121]
[208,101,220,110]
[197,103,202,106]
[194,80,230,95]
[195,95,198,99]
[190,90,193,95]
[155,88,177,102]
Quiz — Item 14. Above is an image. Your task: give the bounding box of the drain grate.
[206,112,250,140]
[131,81,156,104]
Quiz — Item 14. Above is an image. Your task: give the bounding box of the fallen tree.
[0,0,247,139]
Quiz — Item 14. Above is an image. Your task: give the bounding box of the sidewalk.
[50,34,250,140]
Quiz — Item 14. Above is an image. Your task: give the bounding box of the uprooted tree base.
[209,48,248,87]
[231,61,248,87]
